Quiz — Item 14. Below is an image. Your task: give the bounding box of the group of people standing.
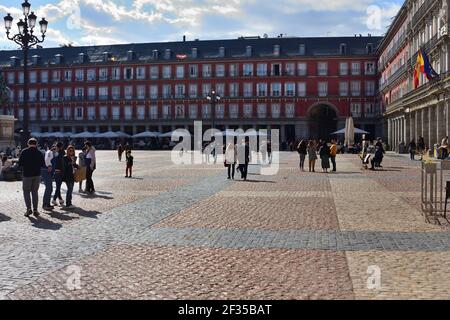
[296,139,338,173]
[18,138,96,218]
[408,136,449,161]
[224,137,251,181]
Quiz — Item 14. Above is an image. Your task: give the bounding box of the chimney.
[183,35,186,42]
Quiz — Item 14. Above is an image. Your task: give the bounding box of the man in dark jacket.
[18,138,45,217]
[52,142,66,206]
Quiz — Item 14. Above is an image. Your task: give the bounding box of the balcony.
[412,0,438,27]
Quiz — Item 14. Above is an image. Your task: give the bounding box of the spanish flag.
[414,48,439,89]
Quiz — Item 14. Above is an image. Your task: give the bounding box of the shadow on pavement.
[62,207,102,219]
[79,193,114,200]
[0,212,12,222]
[27,216,62,230]
[45,211,78,222]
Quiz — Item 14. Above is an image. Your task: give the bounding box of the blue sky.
[0,0,404,49]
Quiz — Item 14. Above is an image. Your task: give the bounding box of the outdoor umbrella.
[115,131,131,139]
[72,131,98,139]
[30,132,42,138]
[132,131,159,139]
[97,131,120,139]
[345,117,355,146]
[159,131,191,138]
[332,128,369,135]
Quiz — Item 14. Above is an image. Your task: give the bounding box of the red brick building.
[0,35,382,142]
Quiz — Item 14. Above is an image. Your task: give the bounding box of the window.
[75,107,83,120]
[125,67,133,80]
[99,68,108,81]
[286,63,295,76]
[257,63,267,76]
[298,62,307,76]
[29,108,36,121]
[18,90,24,102]
[189,65,198,78]
[136,67,146,79]
[202,64,212,78]
[257,83,267,97]
[75,69,84,81]
[351,81,361,96]
[163,66,171,79]
[365,62,376,75]
[257,104,267,118]
[365,81,375,96]
[189,84,197,98]
[124,106,132,120]
[176,65,185,79]
[229,83,239,97]
[298,82,306,97]
[271,83,281,97]
[175,105,184,119]
[299,44,306,55]
[52,70,60,82]
[339,82,348,96]
[216,64,225,77]
[51,107,60,120]
[202,83,211,97]
[29,89,37,102]
[229,64,239,77]
[271,104,281,118]
[51,88,60,101]
[271,63,281,76]
[365,103,375,117]
[7,72,14,84]
[285,83,295,96]
[202,104,211,118]
[88,87,96,100]
[112,106,120,120]
[339,62,348,75]
[112,67,121,80]
[41,71,48,83]
[40,107,48,120]
[100,106,108,120]
[285,104,295,118]
[175,84,185,98]
[64,88,72,100]
[137,85,145,99]
[87,106,96,120]
[150,105,158,119]
[112,86,120,100]
[318,82,328,97]
[244,104,253,118]
[163,84,171,98]
[243,63,253,76]
[99,87,108,100]
[317,62,328,76]
[64,70,72,81]
[150,85,158,99]
[244,83,253,97]
[163,105,171,119]
[351,103,361,117]
[216,104,225,119]
[351,62,361,75]
[229,104,238,119]
[216,83,225,97]
[189,104,198,119]
[150,66,159,79]
[75,88,83,99]
[87,69,96,81]
[30,71,37,83]
[125,86,133,99]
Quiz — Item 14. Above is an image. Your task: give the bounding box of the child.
[125,150,134,178]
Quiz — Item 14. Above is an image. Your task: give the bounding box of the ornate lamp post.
[3,0,48,148]
[206,89,221,130]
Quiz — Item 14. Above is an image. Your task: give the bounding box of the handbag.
[74,166,87,182]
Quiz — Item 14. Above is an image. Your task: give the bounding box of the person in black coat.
[52,142,66,206]
[408,139,417,160]
[63,145,79,209]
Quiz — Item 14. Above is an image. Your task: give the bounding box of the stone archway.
[308,103,338,140]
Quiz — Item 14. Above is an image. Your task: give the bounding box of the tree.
[0,72,11,115]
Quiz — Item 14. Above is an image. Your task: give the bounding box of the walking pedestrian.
[418,136,425,160]
[267,140,272,164]
[237,137,250,181]
[117,144,124,162]
[52,142,65,207]
[18,138,45,217]
[297,140,307,172]
[307,140,318,172]
[42,144,56,211]
[84,141,96,194]
[319,141,331,173]
[330,139,337,172]
[225,137,237,180]
[125,150,134,178]
[63,145,79,209]
[408,139,417,161]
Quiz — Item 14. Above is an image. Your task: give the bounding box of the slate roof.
[0,36,382,68]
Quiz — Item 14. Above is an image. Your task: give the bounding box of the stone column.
[280,125,286,143]
[387,118,392,149]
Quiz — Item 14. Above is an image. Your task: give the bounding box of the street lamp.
[206,89,221,130]
[3,0,48,148]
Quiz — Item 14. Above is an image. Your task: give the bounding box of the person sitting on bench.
[370,146,384,170]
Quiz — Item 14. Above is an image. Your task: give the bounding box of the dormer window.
[246,46,252,57]
[164,49,171,60]
[340,43,347,55]
[273,45,280,57]
[299,44,306,55]
[152,50,159,60]
[366,43,373,54]
[191,48,198,59]
[219,47,225,58]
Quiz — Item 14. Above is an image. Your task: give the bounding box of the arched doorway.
[308,104,338,140]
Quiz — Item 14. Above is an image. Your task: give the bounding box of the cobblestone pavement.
[1,151,450,300]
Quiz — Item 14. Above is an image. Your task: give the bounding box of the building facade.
[381,0,450,151]
[0,36,382,142]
